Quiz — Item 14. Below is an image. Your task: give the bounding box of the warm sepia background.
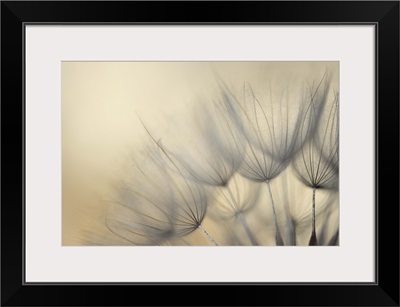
[62,61,339,246]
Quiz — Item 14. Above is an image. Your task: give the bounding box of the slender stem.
[225,186,258,245]
[309,188,318,246]
[328,228,339,246]
[238,212,258,245]
[198,224,218,246]
[312,188,316,232]
[286,219,297,246]
[266,180,284,246]
[292,221,297,246]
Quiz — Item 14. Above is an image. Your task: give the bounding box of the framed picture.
[1,1,399,306]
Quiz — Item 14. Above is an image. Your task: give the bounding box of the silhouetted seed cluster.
[103,72,339,246]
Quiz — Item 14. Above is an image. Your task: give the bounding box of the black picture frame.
[1,1,399,306]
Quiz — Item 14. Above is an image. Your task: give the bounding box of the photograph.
[62,61,339,246]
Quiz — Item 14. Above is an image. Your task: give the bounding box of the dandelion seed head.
[293,92,339,190]
[208,173,261,220]
[105,141,211,245]
[158,91,246,187]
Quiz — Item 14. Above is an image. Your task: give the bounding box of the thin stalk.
[328,228,339,246]
[292,222,297,246]
[238,212,258,245]
[309,187,318,246]
[266,180,284,246]
[198,224,218,246]
[285,219,297,246]
[225,186,258,245]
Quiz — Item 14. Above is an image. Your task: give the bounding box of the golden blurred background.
[62,61,339,246]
